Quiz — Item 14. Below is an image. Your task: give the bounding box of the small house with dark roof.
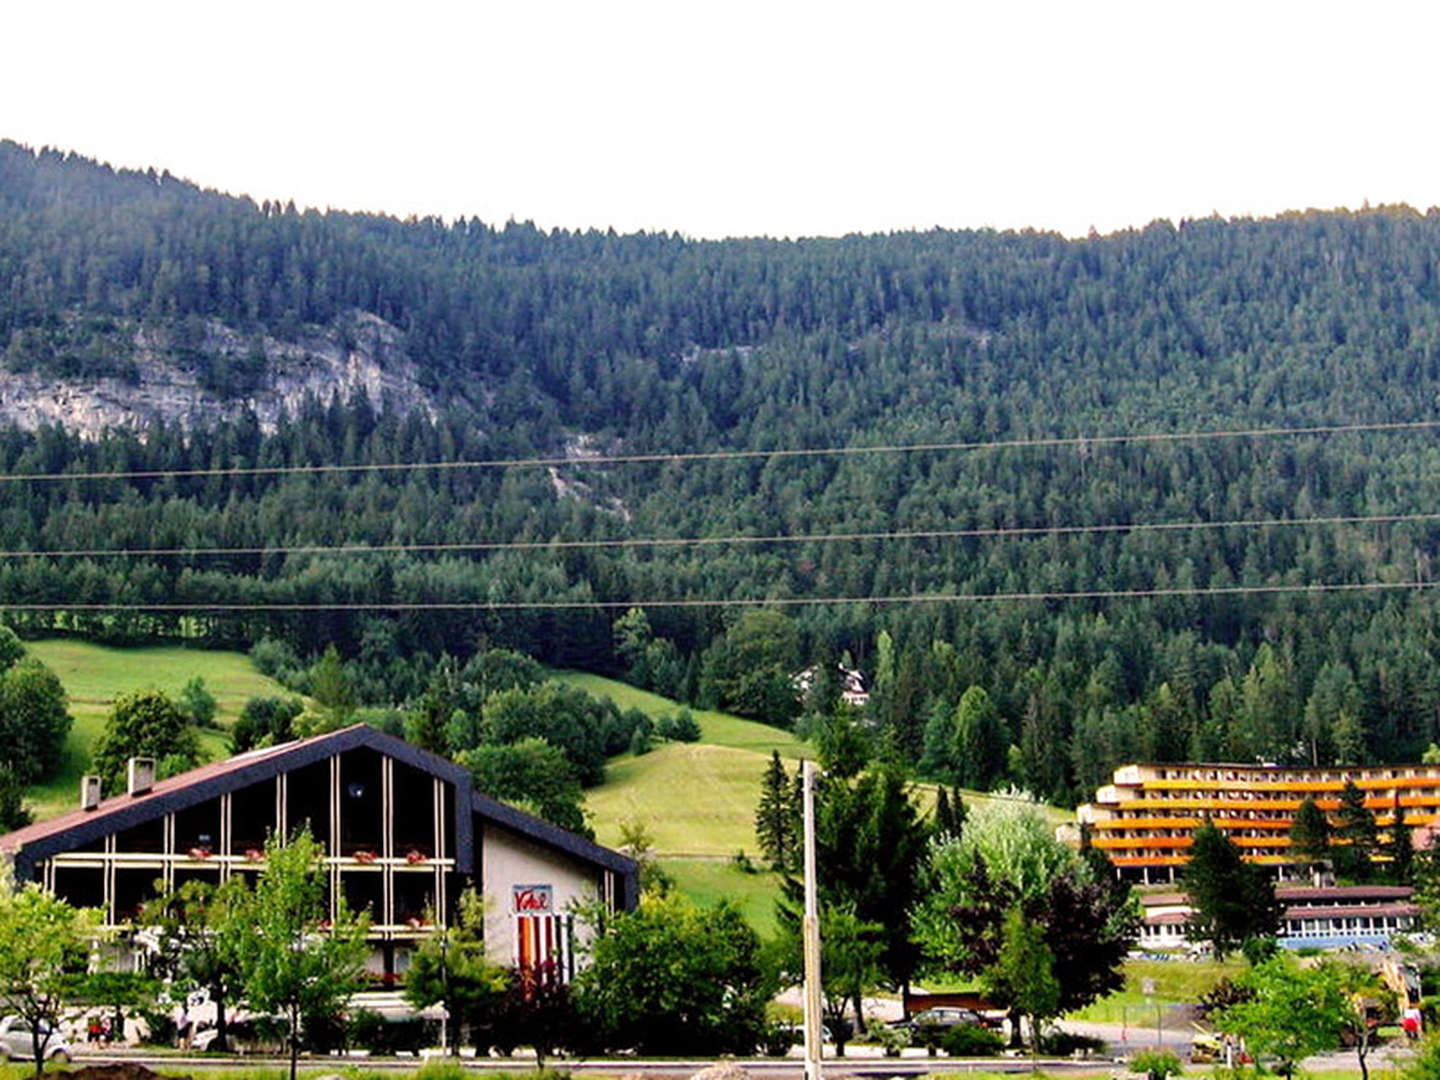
[1,724,638,984]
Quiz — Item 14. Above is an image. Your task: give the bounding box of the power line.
[4,510,1440,560]
[0,418,1436,484]
[1,580,1436,611]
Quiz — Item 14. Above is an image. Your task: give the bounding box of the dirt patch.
[690,1063,751,1080]
[61,1064,189,1080]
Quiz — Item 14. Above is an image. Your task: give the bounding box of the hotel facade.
[1077,761,1440,884]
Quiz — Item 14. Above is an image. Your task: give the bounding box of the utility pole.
[802,760,823,1080]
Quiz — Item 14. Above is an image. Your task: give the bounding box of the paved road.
[63,1048,1126,1078]
[64,1027,1426,1079]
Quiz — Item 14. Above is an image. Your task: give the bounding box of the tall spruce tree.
[1288,797,1332,879]
[1389,809,1415,885]
[755,751,795,870]
[934,785,967,838]
[1334,781,1378,881]
[1183,820,1282,957]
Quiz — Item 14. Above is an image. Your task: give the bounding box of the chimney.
[80,775,101,811]
[127,757,156,796]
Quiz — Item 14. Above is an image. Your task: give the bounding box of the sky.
[5,0,1440,241]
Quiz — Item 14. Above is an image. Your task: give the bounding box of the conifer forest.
[6,141,1440,805]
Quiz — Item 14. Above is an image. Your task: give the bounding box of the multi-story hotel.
[1076,761,1440,884]
[1,724,638,983]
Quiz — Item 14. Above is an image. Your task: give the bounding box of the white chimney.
[80,775,101,811]
[127,757,156,796]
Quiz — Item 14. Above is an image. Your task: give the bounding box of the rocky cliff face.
[0,310,438,437]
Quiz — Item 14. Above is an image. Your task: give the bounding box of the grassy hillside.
[554,670,808,857]
[23,638,291,818]
[551,671,807,758]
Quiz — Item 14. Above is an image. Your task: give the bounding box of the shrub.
[870,1023,909,1057]
[941,1023,1005,1057]
[1198,976,1255,1018]
[347,1008,387,1051]
[762,1023,796,1057]
[415,1064,469,1080]
[138,1007,177,1046]
[1130,1048,1184,1080]
[658,709,701,742]
[1042,1030,1106,1056]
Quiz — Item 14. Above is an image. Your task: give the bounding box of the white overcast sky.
[4,0,1439,240]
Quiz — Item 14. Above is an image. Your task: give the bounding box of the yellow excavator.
[1379,959,1423,1039]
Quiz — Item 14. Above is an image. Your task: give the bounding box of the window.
[339,750,383,857]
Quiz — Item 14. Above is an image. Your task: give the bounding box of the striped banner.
[514,913,574,984]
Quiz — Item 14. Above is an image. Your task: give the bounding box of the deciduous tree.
[576,892,771,1055]
[1214,955,1347,1078]
[91,689,200,794]
[403,889,509,1054]
[0,874,100,1075]
[913,800,1138,1046]
[238,831,368,1080]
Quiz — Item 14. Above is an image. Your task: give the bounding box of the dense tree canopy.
[10,143,1440,800]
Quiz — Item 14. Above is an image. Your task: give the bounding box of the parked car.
[192,1017,286,1054]
[893,1006,997,1031]
[0,1016,72,1064]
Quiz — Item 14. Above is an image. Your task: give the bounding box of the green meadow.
[22,637,290,818]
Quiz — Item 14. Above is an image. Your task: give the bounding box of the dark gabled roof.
[472,788,636,877]
[1,724,454,868]
[3,724,637,903]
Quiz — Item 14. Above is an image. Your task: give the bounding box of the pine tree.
[1288,796,1331,877]
[1388,799,1415,886]
[1334,780,1378,881]
[1183,820,1282,957]
[934,785,967,838]
[755,751,793,870]
[786,765,805,869]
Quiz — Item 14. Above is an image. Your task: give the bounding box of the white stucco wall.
[479,822,601,967]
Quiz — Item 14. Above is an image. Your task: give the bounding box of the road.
[61,1024,1426,1079]
[63,1047,1132,1078]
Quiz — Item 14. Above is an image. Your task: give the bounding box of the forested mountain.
[5,139,1440,805]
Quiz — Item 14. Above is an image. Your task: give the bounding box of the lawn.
[586,740,787,856]
[23,637,291,819]
[1067,957,1246,1022]
[662,856,787,938]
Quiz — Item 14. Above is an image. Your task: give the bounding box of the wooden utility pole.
[802,759,823,1080]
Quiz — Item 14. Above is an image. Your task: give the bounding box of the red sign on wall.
[512,884,554,914]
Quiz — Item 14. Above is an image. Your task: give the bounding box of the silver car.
[0,1016,73,1064]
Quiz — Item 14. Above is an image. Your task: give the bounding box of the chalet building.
[792,663,870,709]
[1138,884,1421,950]
[0,724,638,984]
[1072,762,1440,884]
